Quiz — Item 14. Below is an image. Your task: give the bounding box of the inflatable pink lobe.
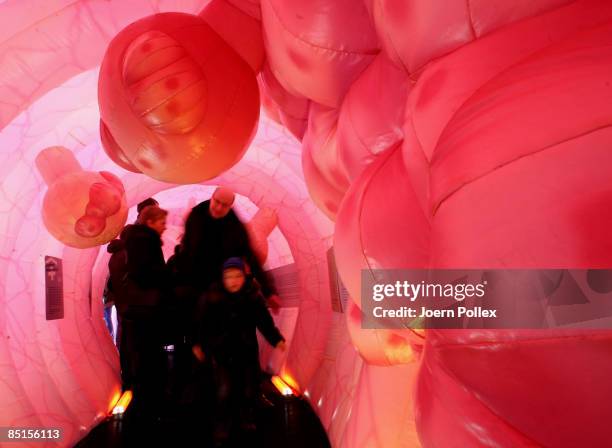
[301,105,350,221]
[331,0,612,446]
[98,12,259,184]
[245,206,278,264]
[336,53,410,182]
[367,0,573,73]
[199,0,265,73]
[35,147,128,249]
[260,0,379,108]
[258,63,310,141]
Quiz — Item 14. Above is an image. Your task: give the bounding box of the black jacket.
[166,244,198,342]
[194,280,284,367]
[177,200,276,297]
[122,224,168,292]
[106,223,138,292]
[106,237,127,309]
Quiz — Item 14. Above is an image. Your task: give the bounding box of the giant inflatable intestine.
[1,0,612,446]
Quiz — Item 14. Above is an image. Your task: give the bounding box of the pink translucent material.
[258,63,310,140]
[335,145,430,308]
[246,206,278,264]
[301,105,349,221]
[199,0,265,72]
[2,0,612,447]
[367,0,573,73]
[334,1,612,446]
[0,0,206,130]
[260,0,379,107]
[336,53,410,182]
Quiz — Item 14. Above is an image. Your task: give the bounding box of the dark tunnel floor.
[75,376,331,448]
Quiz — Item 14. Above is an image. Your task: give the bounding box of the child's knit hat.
[222,257,245,272]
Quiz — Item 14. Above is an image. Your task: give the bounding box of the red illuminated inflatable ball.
[99,120,139,173]
[98,12,260,184]
[35,147,128,249]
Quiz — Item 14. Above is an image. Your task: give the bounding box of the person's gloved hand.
[267,294,281,315]
[192,344,205,362]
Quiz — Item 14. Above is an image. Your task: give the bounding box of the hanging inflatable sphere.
[35,147,128,248]
[99,120,139,173]
[98,12,260,184]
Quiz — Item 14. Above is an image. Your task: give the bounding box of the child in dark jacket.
[192,257,285,445]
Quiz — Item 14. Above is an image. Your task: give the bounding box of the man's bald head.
[209,187,235,219]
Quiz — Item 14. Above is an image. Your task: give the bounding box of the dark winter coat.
[114,224,169,315]
[123,224,166,288]
[176,200,276,297]
[166,244,198,343]
[106,237,127,311]
[194,280,284,368]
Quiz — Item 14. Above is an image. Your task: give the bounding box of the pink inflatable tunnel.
[1,0,612,447]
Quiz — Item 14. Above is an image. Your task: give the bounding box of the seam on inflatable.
[345,97,369,155]
[264,0,378,56]
[429,14,612,153]
[259,70,310,122]
[305,143,345,199]
[433,331,612,349]
[373,0,410,75]
[407,109,428,166]
[433,123,612,215]
[466,0,477,39]
[131,69,201,116]
[82,1,114,41]
[312,116,349,191]
[125,49,188,86]
[153,73,249,180]
[281,109,308,122]
[211,0,260,22]
[357,145,400,276]
[0,0,81,47]
[410,328,426,341]
[423,351,544,446]
[138,79,209,121]
[406,113,433,232]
